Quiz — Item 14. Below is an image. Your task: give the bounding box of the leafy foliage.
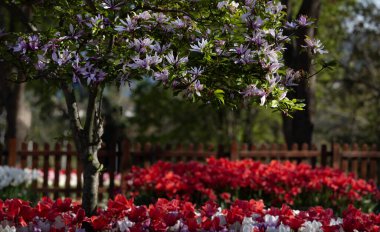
[1,0,325,113]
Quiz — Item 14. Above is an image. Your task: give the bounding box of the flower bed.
[124,158,380,213]
[0,195,379,231]
[0,166,40,200]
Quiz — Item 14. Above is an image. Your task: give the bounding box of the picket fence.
[0,139,379,199]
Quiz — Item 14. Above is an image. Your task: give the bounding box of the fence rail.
[1,139,379,199]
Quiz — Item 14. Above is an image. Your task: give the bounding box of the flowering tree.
[0,0,325,216]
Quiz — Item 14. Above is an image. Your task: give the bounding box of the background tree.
[129,80,283,145]
[280,0,322,147]
[315,1,380,144]
[0,1,35,148]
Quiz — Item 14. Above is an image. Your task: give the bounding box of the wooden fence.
[1,139,379,199]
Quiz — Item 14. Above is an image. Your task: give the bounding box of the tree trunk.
[282,0,321,147]
[61,82,103,217]
[80,145,101,216]
[242,107,256,145]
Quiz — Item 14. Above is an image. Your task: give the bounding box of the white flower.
[171,18,186,28]
[188,67,204,77]
[52,49,72,66]
[0,166,40,190]
[211,207,226,226]
[264,214,279,226]
[190,38,208,53]
[278,223,291,232]
[153,69,169,82]
[0,225,16,232]
[115,16,140,32]
[165,51,188,66]
[117,217,134,232]
[217,1,229,9]
[136,11,151,20]
[299,220,323,232]
[241,217,255,232]
[329,218,343,226]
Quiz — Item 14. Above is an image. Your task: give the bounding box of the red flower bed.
[124,158,380,212]
[0,196,379,231]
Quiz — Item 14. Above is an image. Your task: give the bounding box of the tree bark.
[282,0,321,147]
[61,82,103,217]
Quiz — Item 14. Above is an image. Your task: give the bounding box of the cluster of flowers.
[0,166,40,191]
[0,195,379,231]
[124,158,380,212]
[3,0,326,110]
[35,168,121,188]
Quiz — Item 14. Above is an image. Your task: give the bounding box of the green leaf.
[270,100,278,108]
[214,89,225,104]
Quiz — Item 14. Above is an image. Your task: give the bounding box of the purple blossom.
[101,0,123,10]
[297,15,313,27]
[127,53,162,70]
[190,38,208,53]
[165,51,188,66]
[248,17,263,30]
[302,37,327,54]
[265,1,284,14]
[128,38,154,53]
[52,49,72,66]
[86,14,105,29]
[244,0,257,9]
[152,13,169,24]
[193,80,204,96]
[240,84,267,105]
[35,54,47,70]
[171,18,187,29]
[245,32,266,47]
[115,16,139,32]
[266,74,281,90]
[262,45,279,63]
[266,62,282,73]
[285,22,298,30]
[42,39,60,54]
[153,69,169,83]
[136,11,152,20]
[188,67,204,77]
[150,42,171,53]
[68,24,83,40]
[79,62,107,85]
[283,69,301,86]
[279,89,287,100]
[231,44,249,55]
[235,51,256,65]
[72,54,82,83]
[217,1,229,9]
[28,35,39,51]
[12,38,28,54]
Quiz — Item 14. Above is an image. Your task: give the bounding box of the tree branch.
[60,81,83,134]
[125,6,201,22]
[84,86,99,143]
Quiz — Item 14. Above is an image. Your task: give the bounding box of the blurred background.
[0,0,380,148]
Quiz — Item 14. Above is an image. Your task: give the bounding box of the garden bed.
[124,158,380,213]
[0,195,379,231]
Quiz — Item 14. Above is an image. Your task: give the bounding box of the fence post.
[332,143,341,169]
[230,140,238,160]
[321,144,327,167]
[120,139,131,194]
[108,141,116,199]
[8,138,17,166]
